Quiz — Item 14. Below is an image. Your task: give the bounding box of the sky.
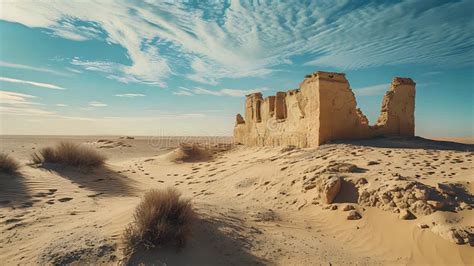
[0,0,473,137]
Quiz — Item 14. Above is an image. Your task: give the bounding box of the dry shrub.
[168,143,209,162]
[31,141,106,168]
[124,188,194,255]
[0,153,20,174]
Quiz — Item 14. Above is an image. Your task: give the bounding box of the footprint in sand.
[5,218,23,224]
[33,192,49,198]
[20,201,34,208]
[58,197,73,202]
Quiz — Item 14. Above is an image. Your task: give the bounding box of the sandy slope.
[0,136,473,265]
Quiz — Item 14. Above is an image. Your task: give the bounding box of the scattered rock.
[357,180,464,217]
[431,225,473,245]
[252,209,280,222]
[316,174,342,204]
[399,209,415,220]
[446,229,468,245]
[281,145,297,153]
[417,223,429,229]
[347,210,362,220]
[343,204,355,211]
[326,161,358,173]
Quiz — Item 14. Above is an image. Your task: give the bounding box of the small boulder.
[326,162,357,173]
[446,229,466,245]
[316,175,342,204]
[427,200,444,209]
[347,210,362,220]
[343,204,355,211]
[356,178,368,185]
[417,223,429,229]
[399,209,416,220]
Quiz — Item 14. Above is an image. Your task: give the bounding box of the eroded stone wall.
[234,71,416,147]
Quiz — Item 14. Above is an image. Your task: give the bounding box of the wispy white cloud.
[173,90,193,96]
[56,103,68,107]
[353,83,390,96]
[0,105,55,116]
[0,76,66,90]
[115,93,145,97]
[70,58,116,73]
[0,90,41,105]
[0,105,95,121]
[0,92,93,121]
[174,86,267,97]
[65,67,83,74]
[88,101,107,107]
[1,0,472,86]
[0,61,69,76]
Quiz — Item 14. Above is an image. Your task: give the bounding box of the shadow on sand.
[126,213,267,265]
[335,136,474,152]
[333,179,359,204]
[38,164,136,196]
[0,172,32,208]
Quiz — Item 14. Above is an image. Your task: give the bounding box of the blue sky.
[0,0,473,137]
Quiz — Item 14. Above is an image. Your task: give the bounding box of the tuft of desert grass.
[0,153,20,174]
[123,188,195,256]
[31,141,106,169]
[169,143,209,162]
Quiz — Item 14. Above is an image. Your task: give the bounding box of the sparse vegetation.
[31,141,106,168]
[123,188,194,255]
[0,153,20,174]
[169,143,209,162]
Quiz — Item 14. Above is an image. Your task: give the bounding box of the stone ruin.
[234,71,416,147]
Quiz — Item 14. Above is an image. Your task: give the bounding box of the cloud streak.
[115,93,145,97]
[0,76,66,90]
[1,0,472,86]
[174,87,267,97]
[0,91,93,121]
[353,83,391,96]
[0,61,69,76]
[0,90,40,105]
[88,101,107,107]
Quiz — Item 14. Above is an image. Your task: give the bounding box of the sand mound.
[37,231,116,265]
[96,139,132,149]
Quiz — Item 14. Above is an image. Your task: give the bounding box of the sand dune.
[0,136,473,265]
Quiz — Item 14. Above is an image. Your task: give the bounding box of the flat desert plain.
[0,135,473,265]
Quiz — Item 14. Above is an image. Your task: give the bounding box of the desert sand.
[0,135,473,265]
